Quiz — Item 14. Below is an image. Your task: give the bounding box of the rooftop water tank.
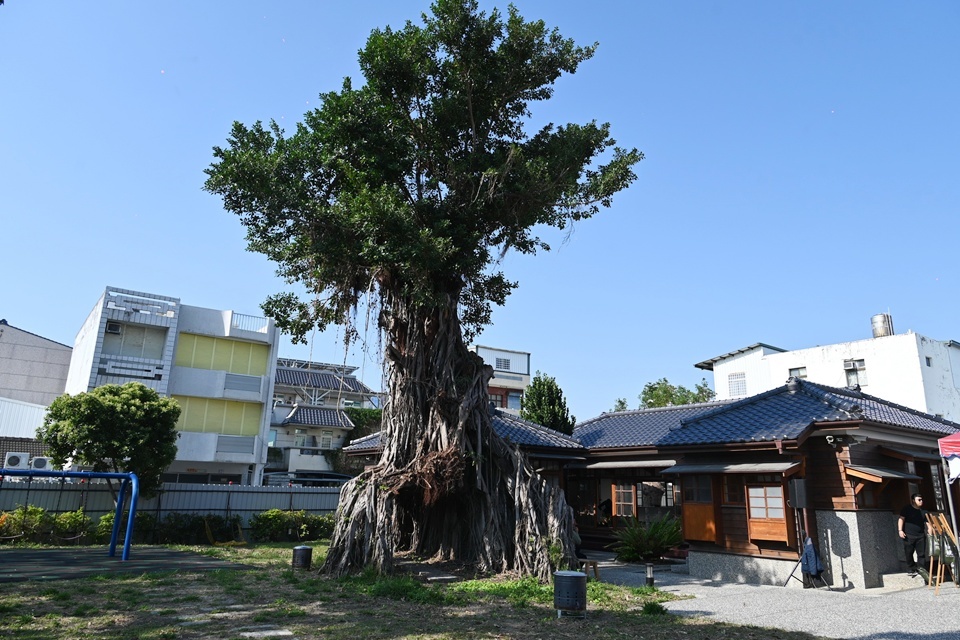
[871,313,894,338]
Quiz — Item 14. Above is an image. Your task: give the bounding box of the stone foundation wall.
[816,510,900,589]
[686,551,803,588]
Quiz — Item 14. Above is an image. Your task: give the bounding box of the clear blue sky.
[2,1,958,421]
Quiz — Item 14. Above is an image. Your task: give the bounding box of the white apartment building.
[0,319,72,407]
[0,320,73,466]
[65,287,280,485]
[696,314,960,421]
[469,345,531,415]
[267,358,379,481]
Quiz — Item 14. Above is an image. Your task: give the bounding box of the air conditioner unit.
[4,452,30,470]
[30,457,53,471]
[105,321,123,334]
[843,361,857,370]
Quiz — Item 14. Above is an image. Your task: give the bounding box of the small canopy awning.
[844,464,921,484]
[662,461,801,475]
[567,459,676,470]
[939,432,960,458]
[940,432,960,484]
[878,445,942,462]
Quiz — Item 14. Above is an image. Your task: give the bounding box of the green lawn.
[0,542,827,639]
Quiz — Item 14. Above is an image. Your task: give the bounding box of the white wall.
[765,333,928,407]
[64,296,104,395]
[709,331,960,421]
[0,397,48,439]
[472,345,530,375]
[0,324,72,406]
[711,347,772,400]
[917,337,960,419]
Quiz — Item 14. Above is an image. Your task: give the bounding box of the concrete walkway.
[586,552,960,640]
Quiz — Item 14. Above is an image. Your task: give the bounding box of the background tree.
[37,382,180,498]
[204,0,640,578]
[611,397,629,412]
[519,371,576,435]
[639,378,715,408]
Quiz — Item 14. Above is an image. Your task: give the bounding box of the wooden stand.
[578,559,600,581]
[925,513,958,595]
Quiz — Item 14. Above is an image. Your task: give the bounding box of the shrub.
[2,505,53,543]
[250,509,335,542]
[153,512,205,545]
[52,508,93,543]
[304,512,335,540]
[250,508,290,542]
[609,514,682,562]
[202,514,244,545]
[94,511,158,544]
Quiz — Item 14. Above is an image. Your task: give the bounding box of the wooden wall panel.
[802,439,855,510]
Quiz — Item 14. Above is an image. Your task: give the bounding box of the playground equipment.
[0,468,140,560]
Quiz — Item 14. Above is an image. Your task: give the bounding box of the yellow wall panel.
[231,342,253,375]
[241,403,260,435]
[174,396,204,432]
[248,345,269,376]
[224,402,246,435]
[205,400,226,433]
[174,334,196,367]
[173,395,263,435]
[193,337,215,370]
[174,333,270,376]
[211,339,233,372]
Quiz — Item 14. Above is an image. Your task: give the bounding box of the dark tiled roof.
[282,407,354,429]
[274,368,374,395]
[493,412,583,449]
[659,379,960,446]
[342,432,380,452]
[818,383,960,435]
[343,410,583,453]
[572,402,732,449]
[0,438,48,460]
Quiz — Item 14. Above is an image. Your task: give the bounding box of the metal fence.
[0,480,341,529]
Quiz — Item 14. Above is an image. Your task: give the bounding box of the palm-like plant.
[609,514,683,562]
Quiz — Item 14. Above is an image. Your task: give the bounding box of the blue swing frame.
[0,469,140,560]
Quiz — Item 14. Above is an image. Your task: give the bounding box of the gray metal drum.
[292,545,313,570]
[553,570,587,616]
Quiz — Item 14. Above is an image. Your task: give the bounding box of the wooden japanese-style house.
[566,402,730,548]
[657,377,959,588]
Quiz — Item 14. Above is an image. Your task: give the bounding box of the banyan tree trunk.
[322,290,576,580]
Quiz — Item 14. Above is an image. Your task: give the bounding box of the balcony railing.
[231,313,270,334]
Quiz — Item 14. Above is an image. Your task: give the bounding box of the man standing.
[898,493,930,579]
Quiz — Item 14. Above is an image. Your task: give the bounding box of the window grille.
[728,372,747,397]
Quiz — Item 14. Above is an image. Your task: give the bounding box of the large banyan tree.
[204,0,640,579]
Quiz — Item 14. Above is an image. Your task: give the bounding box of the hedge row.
[0,506,334,546]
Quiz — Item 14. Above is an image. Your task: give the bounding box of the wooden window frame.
[746,483,788,542]
[723,475,745,505]
[683,475,712,503]
[612,481,636,517]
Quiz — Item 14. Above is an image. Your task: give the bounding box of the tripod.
[783,518,831,590]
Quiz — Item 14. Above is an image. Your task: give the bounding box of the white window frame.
[728,372,747,397]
